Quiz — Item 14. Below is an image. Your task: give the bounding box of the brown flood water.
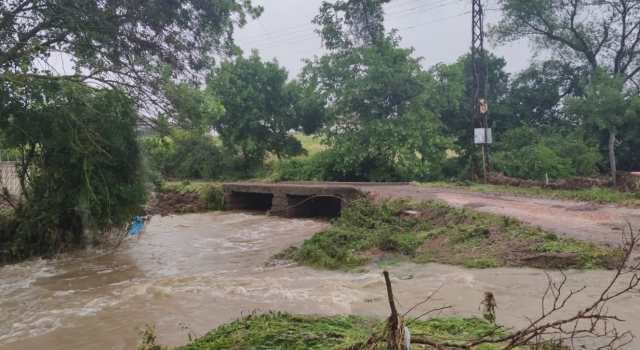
[1,212,638,349]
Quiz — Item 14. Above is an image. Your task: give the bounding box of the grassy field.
[419,182,640,206]
[295,133,326,156]
[141,312,518,350]
[273,198,622,270]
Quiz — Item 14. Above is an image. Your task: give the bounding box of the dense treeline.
[143,0,640,183]
[1,0,640,260]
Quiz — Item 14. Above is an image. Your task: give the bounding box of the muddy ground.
[360,184,640,247]
[145,189,203,216]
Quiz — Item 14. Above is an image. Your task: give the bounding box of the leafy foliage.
[489,0,640,85]
[313,0,391,50]
[0,81,147,261]
[301,34,450,181]
[0,0,262,112]
[490,125,601,180]
[564,70,640,171]
[143,133,224,181]
[209,51,316,168]
[506,60,585,127]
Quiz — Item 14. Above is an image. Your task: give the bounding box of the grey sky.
[234,0,535,79]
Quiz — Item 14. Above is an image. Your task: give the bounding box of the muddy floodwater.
[1,212,639,349]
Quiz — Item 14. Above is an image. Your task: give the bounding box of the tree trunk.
[609,132,616,187]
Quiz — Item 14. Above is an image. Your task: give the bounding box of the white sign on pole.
[474,128,492,144]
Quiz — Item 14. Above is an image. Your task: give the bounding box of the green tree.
[490,125,601,180]
[0,81,147,260]
[490,0,640,178]
[142,132,224,181]
[209,51,310,166]
[314,0,390,50]
[300,0,450,181]
[0,0,262,110]
[489,0,640,86]
[564,70,640,184]
[507,60,585,127]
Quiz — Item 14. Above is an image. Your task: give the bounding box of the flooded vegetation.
[1,212,638,349]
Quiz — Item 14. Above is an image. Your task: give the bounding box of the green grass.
[145,312,519,350]
[294,133,326,157]
[272,198,622,270]
[418,182,640,206]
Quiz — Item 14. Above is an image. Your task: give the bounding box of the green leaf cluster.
[0,81,147,261]
[209,51,319,167]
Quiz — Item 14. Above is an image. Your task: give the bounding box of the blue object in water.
[128,216,145,235]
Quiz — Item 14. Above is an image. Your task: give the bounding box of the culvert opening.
[229,191,274,211]
[274,194,343,218]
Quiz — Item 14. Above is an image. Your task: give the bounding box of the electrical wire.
[247,8,468,51]
[237,0,464,46]
[255,11,469,56]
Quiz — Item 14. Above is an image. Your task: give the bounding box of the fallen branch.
[370,226,640,350]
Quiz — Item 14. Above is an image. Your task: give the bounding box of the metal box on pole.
[474,128,492,144]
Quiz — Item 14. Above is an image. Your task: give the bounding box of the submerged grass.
[418,182,640,206]
[273,198,622,270]
[150,312,516,350]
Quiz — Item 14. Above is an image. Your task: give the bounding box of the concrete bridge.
[223,182,409,218]
[223,182,368,218]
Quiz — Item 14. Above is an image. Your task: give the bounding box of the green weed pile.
[143,312,512,350]
[273,198,622,270]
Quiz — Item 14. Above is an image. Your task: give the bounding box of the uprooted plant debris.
[272,198,623,270]
[145,184,225,216]
[483,172,612,191]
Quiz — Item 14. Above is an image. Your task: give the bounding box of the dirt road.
[357,184,640,246]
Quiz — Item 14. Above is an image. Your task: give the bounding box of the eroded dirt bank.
[358,184,640,246]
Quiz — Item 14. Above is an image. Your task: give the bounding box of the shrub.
[490,125,601,181]
[0,85,148,262]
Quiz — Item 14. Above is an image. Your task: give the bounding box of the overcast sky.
[234,0,535,79]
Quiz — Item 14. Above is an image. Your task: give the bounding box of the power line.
[252,34,319,51]
[242,3,466,50]
[237,0,464,45]
[385,0,432,10]
[235,22,315,42]
[396,11,469,30]
[239,26,319,46]
[260,12,469,57]
[387,0,464,21]
[387,0,459,18]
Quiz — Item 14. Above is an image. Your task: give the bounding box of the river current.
[1,212,638,349]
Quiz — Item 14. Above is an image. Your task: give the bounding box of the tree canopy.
[209,51,311,165]
[300,1,450,181]
[0,0,262,111]
[489,0,640,88]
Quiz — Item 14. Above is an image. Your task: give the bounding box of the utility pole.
[470,0,489,180]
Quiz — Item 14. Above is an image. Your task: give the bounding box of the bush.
[267,151,339,182]
[198,184,225,209]
[490,125,601,181]
[0,84,147,262]
[142,133,225,181]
